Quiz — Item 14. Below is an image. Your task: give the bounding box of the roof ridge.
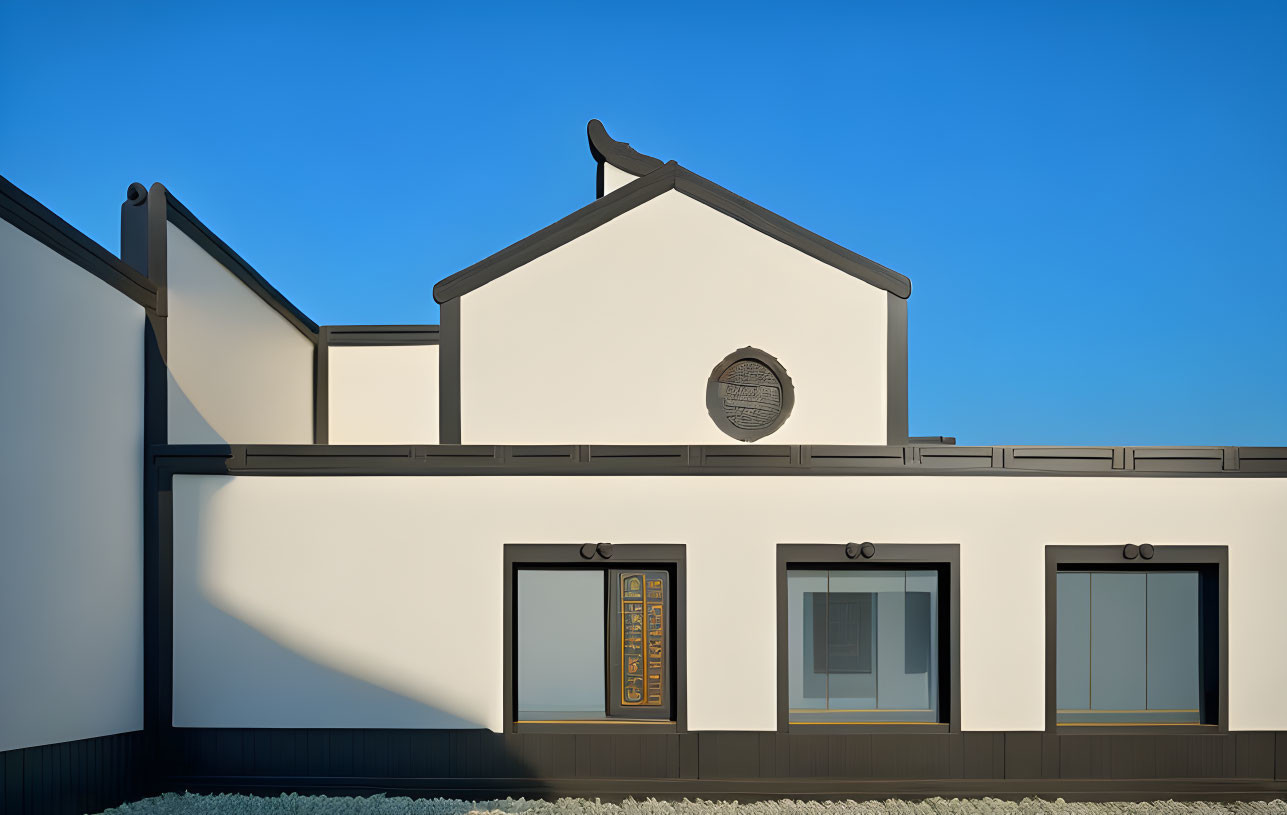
[431,122,912,303]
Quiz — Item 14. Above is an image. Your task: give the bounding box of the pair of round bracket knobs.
[845,541,877,559]
[1123,543,1156,560]
[579,542,613,559]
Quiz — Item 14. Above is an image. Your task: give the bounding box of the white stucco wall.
[328,345,439,444]
[166,222,314,444]
[0,220,144,751]
[171,473,1286,733]
[459,190,888,445]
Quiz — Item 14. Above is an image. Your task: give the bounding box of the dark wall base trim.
[1,731,148,815]
[153,728,1287,798]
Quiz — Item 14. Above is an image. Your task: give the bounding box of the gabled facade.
[435,121,910,446]
[3,122,1287,814]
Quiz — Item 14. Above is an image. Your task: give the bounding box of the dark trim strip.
[909,436,957,445]
[157,183,319,339]
[325,325,441,346]
[439,300,461,443]
[887,293,909,444]
[775,544,960,734]
[587,119,665,177]
[432,163,912,304]
[1044,545,1229,735]
[152,444,1287,478]
[0,173,157,310]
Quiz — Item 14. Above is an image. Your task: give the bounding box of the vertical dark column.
[121,182,169,794]
[314,326,330,444]
[439,297,462,444]
[886,291,908,445]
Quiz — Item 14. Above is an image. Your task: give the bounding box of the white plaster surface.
[0,220,144,751]
[328,345,439,444]
[171,474,1286,733]
[459,190,888,445]
[166,223,314,444]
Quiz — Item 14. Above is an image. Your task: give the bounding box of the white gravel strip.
[96,793,1287,815]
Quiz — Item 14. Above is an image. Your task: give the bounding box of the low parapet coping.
[152,444,1287,477]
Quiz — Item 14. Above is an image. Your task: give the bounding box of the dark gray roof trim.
[1,173,157,310]
[325,325,440,346]
[154,444,1287,477]
[147,183,319,338]
[434,162,912,303]
[587,119,665,176]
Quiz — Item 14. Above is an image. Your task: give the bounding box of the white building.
[2,121,1286,812]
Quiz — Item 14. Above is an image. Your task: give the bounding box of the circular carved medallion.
[706,347,794,442]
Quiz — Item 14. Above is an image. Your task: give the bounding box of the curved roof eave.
[587,119,665,176]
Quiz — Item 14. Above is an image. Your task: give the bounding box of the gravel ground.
[95,794,1287,815]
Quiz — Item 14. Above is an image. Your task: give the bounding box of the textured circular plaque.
[706,347,794,442]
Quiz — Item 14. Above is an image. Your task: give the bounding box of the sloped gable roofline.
[432,123,912,304]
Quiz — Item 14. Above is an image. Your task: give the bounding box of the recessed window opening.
[1056,563,1219,726]
[787,566,944,724]
[516,564,675,724]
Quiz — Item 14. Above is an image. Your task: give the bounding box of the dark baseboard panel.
[7,729,1284,808]
[153,728,1287,802]
[1,730,148,815]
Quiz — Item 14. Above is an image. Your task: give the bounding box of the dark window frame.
[776,543,960,734]
[1044,545,1228,735]
[503,543,687,734]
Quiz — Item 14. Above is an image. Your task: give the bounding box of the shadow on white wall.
[173,477,489,729]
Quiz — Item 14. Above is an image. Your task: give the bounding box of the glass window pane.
[789,568,940,724]
[904,569,938,683]
[828,571,895,712]
[1147,572,1201,713]
[1090,572,1147,712]
[517,569,605,720]
[787,571,828,712]
[1056,572,1091,713]
[874,571,933,714]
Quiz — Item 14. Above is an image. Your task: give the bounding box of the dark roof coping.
[1,173,157,310]
[433,144,912,302]
[134,182,318,338]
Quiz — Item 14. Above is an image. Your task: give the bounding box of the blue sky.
[2,1,1284,445]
